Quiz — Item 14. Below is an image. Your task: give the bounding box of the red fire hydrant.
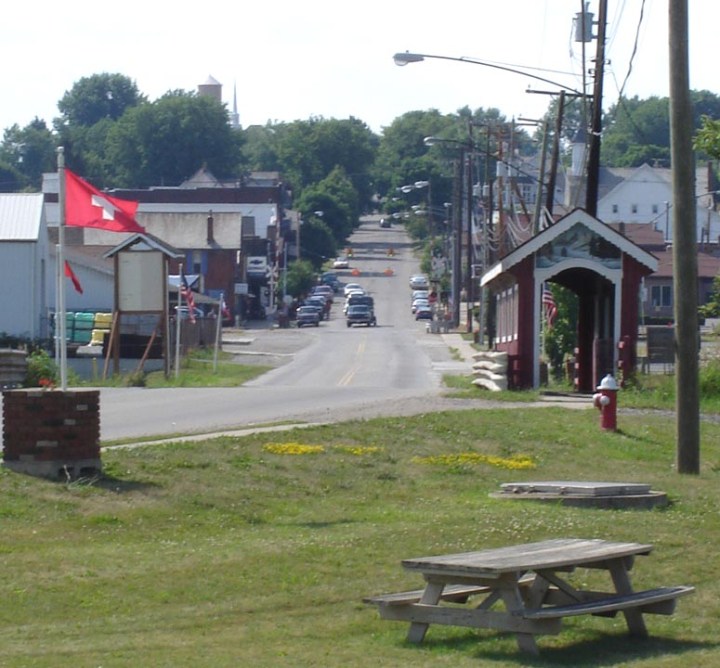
[593,374,619,431]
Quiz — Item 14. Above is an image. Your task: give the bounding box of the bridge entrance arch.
[480,209,657,391]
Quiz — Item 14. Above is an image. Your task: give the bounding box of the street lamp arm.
[393,51,585,96]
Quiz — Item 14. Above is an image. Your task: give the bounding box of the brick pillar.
[2,389,101,480]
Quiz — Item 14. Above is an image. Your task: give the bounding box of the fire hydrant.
[593,374,619,431]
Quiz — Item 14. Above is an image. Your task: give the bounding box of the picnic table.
[365,538,694,655]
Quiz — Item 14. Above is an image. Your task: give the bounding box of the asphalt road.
[98,218,470,442]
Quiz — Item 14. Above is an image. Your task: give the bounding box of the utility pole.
[669,0,700,474]
[546,90,566,219]
[585,0,608,216]
[451,154,463,328]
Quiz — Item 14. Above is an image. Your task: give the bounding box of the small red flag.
[64,260,83,294]
[64,169,145,233]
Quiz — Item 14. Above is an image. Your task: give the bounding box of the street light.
[393,51,585,97]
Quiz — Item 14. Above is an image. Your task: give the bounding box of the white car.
[411,290,429,303]
[409,275,429,290]
[411,298,429,314]
[333,257,350,269]
[344,283,365,297]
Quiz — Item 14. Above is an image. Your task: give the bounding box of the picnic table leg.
[406,581,444,643]
[608,560,648,637]
[499,583,539,655]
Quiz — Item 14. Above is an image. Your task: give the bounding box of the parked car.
[333,257,350,269]
[346,304,376,327]
[344,283,364,297]
[380,218,391,228]
[412,289,429,302]
[411,298,429,314]
[296,305,321,327]
[311,284,334,303]
[305,295,330,319]
[415,305,433,320]
[320,271,341,292]
[409,274,429,290]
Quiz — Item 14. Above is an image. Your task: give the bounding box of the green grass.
[74,349,272,388]
[1,408,720,666]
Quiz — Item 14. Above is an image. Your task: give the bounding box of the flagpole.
[213,292,223,372]
[57,148,68,390]
[175,263,183,378]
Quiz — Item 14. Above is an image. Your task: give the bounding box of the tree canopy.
[102,91,242,187]
[600,90,720,167]
[56,73,145,128]
[0,118,56,190]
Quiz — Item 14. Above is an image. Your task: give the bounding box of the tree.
[297,217,336,270]
[267,117,378,210]
[296,167,358,245]
[542,285,578,379]
[284,259,317,299]
[241,123,279,172]
[694,116,720,160]
[0,119,57,189]
[601,90,720,167]
[699,274,720,318]
[373,109,454,201]
[102,91,242,187]
[56,73,145,128]
[0,162,24,192]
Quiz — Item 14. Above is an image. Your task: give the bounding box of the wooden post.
[669,0,700,474]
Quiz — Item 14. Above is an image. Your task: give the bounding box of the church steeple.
[230,82,240,129]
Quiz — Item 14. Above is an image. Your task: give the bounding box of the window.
[631,204,638,214]
[612,204,619,214]
[652,204,659,214]
[191,250,202,275]
[651,285,672,308]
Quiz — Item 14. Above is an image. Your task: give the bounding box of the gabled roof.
[481,208,658,286]
[0,193,45,241]
[649,248,720,279]
[103,232,184,259]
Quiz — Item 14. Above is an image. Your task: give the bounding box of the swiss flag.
[65,169,145,233]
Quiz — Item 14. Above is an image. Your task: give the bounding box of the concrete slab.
[500,481,652,496]
[491,480,668,510]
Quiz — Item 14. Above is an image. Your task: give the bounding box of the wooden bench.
[364,573,538,608]
[522,586,695,620]
[364,583,493,607]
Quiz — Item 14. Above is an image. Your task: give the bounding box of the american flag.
[180,271,196,323]
[542,283,558,329]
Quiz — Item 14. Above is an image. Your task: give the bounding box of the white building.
[567,135,720,244]
[0,193,50,338]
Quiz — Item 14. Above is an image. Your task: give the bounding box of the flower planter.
[2,389,101,480]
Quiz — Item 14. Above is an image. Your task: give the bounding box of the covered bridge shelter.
[480,208,658,392]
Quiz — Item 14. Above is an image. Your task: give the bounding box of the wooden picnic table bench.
[365,538,694,655]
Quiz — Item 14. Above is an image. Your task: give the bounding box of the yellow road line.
[338,336,366,386]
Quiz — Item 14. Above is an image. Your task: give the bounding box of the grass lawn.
[1,405,719,666]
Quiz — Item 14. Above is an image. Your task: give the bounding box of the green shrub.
[25,350,58,387]
[700,359,720,396]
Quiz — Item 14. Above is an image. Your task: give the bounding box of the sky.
[1,1,716,136]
